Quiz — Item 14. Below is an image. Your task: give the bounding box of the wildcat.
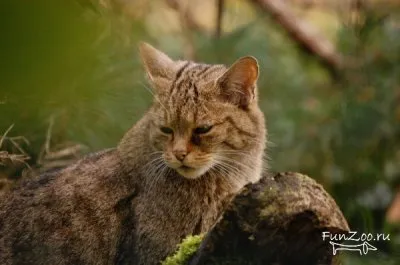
[0,43,267,265]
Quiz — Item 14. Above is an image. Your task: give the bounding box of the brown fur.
[0,43,267,265]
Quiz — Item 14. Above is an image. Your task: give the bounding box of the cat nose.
[173,150,187,161]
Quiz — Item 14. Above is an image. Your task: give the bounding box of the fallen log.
[163,172,350,265]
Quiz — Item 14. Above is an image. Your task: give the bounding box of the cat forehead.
[154,62,226,105]
[152,91,221,124]
[172,61,226,83]
[161,107,220,129]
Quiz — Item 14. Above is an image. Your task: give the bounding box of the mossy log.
[184,172,349,265]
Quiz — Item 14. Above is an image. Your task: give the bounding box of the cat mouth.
[179,165,193,170]
[175,165,206,179]
[173,162,213,179]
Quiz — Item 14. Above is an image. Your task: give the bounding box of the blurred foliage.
[0,0,151,159]
[0,0,399,263]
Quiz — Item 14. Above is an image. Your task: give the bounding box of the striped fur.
[0,43,267,265]
[118,43,268,264]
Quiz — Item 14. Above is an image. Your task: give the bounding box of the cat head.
[140,42,265,181]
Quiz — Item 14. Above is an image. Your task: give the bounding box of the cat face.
[140,43,265,180]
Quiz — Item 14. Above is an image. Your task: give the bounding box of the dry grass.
[0,124,30,168]
[0,124,31,193]
[0,120,87,193]
[37,116,86,172]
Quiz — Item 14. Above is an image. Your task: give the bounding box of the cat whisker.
[216,150,269,172]
[145,160,168,193]
[148,165,165,193]
[214,158,255,185]
[218,169,243,190]
[211,160,245,187]
[142,155,164,172]
[208,166,238,191]
[213,155,255,173]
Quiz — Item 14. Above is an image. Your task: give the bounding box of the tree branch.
[215,0,225,38]
[250,0,343,72]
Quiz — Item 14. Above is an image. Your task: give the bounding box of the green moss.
[161,234,204,265]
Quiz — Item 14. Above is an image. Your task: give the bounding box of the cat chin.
[175,166,210,180]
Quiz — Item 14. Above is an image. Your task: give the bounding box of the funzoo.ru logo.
[322,231,390,255]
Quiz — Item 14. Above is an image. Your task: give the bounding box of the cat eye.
[160,126,173,134]
[194,125,213,134]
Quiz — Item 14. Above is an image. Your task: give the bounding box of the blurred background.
[0,0,399,263]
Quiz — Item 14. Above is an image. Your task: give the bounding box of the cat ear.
[217,56,259,109]
[139,42,175,83]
